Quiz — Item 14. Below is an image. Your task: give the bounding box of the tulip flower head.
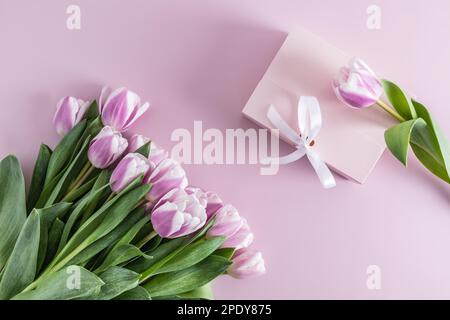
[99,87,150,132]
[186,187,223,219]
[332,58,383,109]
[53,96,90,136]
[148,142,169,169]
[144,158,188,204]
[185,187,208,209]
[88,126,128,169]
[222,218,254,250]
[128,134,150,153]
[228,248,266,279]
[150,188,207,238]
[207,205,243,239]
[110,153,151,193]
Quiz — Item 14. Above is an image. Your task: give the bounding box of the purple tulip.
[333,58,383,109]
[207,205,243,239]
[148,142,169,169]
[222,218,254,250]
[110,153,151,193]
[186,187,223,219]
[143,158,188,204]
[150,188,207,238]
[53,96,90,136]
[128,134,150,153]
[128,136,168,168]
[88,126,128,169]
[99,87,150,132]
[228,248,266,279]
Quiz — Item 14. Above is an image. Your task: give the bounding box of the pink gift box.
[242,28,396,184]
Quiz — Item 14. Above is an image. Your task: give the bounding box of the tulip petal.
[228,249,265,279]
[88,126,128,169]
[151,202,184,238]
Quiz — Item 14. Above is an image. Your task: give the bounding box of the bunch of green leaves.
[382,80,450,183]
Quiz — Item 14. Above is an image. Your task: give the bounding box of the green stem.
[67,162,90,189]
[67,164,95,194]
[376,100,406,122]
[105,192,115,203]
[136,231,157,249]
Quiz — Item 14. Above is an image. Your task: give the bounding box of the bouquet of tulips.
[333,58,450,184]
[0,87,265,300]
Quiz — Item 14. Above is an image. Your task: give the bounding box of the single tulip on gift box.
[333,58,450,184]
[243,29,449,185]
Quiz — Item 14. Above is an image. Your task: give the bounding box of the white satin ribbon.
[266,96,336,189]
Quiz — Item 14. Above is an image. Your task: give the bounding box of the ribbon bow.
[266,96,336,189]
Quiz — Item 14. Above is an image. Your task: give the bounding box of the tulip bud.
[128,134,150,153]
[207,205,243,239]
[144,158,188,204]
[186,187,223,219]
[99,87,150,132]
[110,153,151,193]
[53,96,90,136]
[88,126,128,169]
[148,142,169,168]
[151,188,207,238]
[222,218,254,250]
[228,248,266,279]
[204,191,224,219]
[332,58,383,109]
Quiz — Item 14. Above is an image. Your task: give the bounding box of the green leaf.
[33,172,63,209]
[57,182,110,254]
[36,135,91,208]
[0,211,40,299]
[178,283,214,300]
[153,284,214,300]
[155,236,225,275]
[27,144,52,212]
[79,170,111,225]
[84,184,150,244]
[135,141,151,158]
[36,203,72,273]
[12,266,104,300]
[96,244,151,274]
[136,218,217,281]
[127,237,186,274]
[67,208,146,268]
[89,185,150,240]
[143,234,162,252]
[45,218,65,266]
[143,255,231,297]
[117,217,149,247]
[38,202,72,227]
[385,119,425,166]
[213,248,235,260]
[89,267,140,300]
[114,286,151,300]
[61,175,97,203]
[70,117,102,164]
[95,216,150,273]
[382,79,417,120]
[45,119,87,185]
[85,100,99,120]
[410,100,450,183]
[0,155,27,271]
[133,222,156,246]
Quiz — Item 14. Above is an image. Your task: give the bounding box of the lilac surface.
[0,0,449,299]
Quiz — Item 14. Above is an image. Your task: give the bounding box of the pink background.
[1,0,449,299]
